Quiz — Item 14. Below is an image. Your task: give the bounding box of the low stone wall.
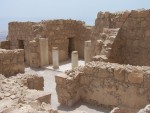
[0,40,10,49]
[0,49,25,77]
[26,74,44,90]
[8,22,35,42]
[0,73,51,113]
[55,61,150,110]
[92,28,120,62]
[0,73,86,113]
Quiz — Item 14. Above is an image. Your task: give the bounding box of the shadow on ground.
[57,101,110,113]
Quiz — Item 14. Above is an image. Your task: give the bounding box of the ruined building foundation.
[0,9,150,113]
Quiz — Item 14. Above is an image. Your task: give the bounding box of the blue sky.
[0,0,150,31]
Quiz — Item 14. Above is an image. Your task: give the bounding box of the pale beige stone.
[72,51,79,69]
[39,38,49,67]
[56,62,150,109]
[128,69,144,84]
[52,47,59,69]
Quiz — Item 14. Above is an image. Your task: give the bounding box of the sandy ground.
[25,60,110,113]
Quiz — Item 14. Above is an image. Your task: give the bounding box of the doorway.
[68,38,75,58]
[18,40,24,49]
[18,40,26,62]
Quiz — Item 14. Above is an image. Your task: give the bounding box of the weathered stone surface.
[2,9,150,113]
[23,90,51,104]
[0,49,24,77]
[0,73,55,113]
[114,66,125,81]
[55,74,68,85]
[27,74,44,90]
[128,69,144,84]
[0,41,10,49]
[8,20,92,67]
[56,62,150,110]
[92,9,150,66]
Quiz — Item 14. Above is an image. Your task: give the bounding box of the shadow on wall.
[68,37,75,58]
[110,10,150,66]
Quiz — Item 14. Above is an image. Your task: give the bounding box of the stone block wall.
[0,40,10,49]
[8,20,92,66]
[33,20,92,63]
[8,22,36,65]
[0,49,25,77]
[92,9,150,66]
[110,9,150,66]
[95,11,130,33]
[91,11,130,60]
[26,74,44,90]
[0,73,52,112]
[8,22,35,42]
[55,62,150,110]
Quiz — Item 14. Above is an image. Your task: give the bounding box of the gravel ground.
[25,61,110,113]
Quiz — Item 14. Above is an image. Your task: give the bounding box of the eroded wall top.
[56,61,150,110]
[93,9,150,66]
[8,22,35,41]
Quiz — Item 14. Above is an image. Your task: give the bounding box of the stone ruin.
[0,73,52,112]
[1,20,92,67]
[56,62,150,112]
[55,9,150,112]
[0,49,24,77]
[0,73,86,113]
[0,9,150,113]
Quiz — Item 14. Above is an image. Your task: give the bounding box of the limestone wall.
[0,49,25,77]
[0,40,10,49]
[95,11,130,33]
[8,22,35,42]
[92,28,120,62]
[110,10,150,66]
[33,20,92,63]
[55,62,150,110]
[0,73,86,113]
[91,11,130,59]
[92,9,150,66]
[8,20,92,66]
[8,22,35,65]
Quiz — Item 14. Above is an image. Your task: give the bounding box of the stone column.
[72,51,78,69]
[52,47,59,69]
[39,38,49,67]
[84,40,92,64]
